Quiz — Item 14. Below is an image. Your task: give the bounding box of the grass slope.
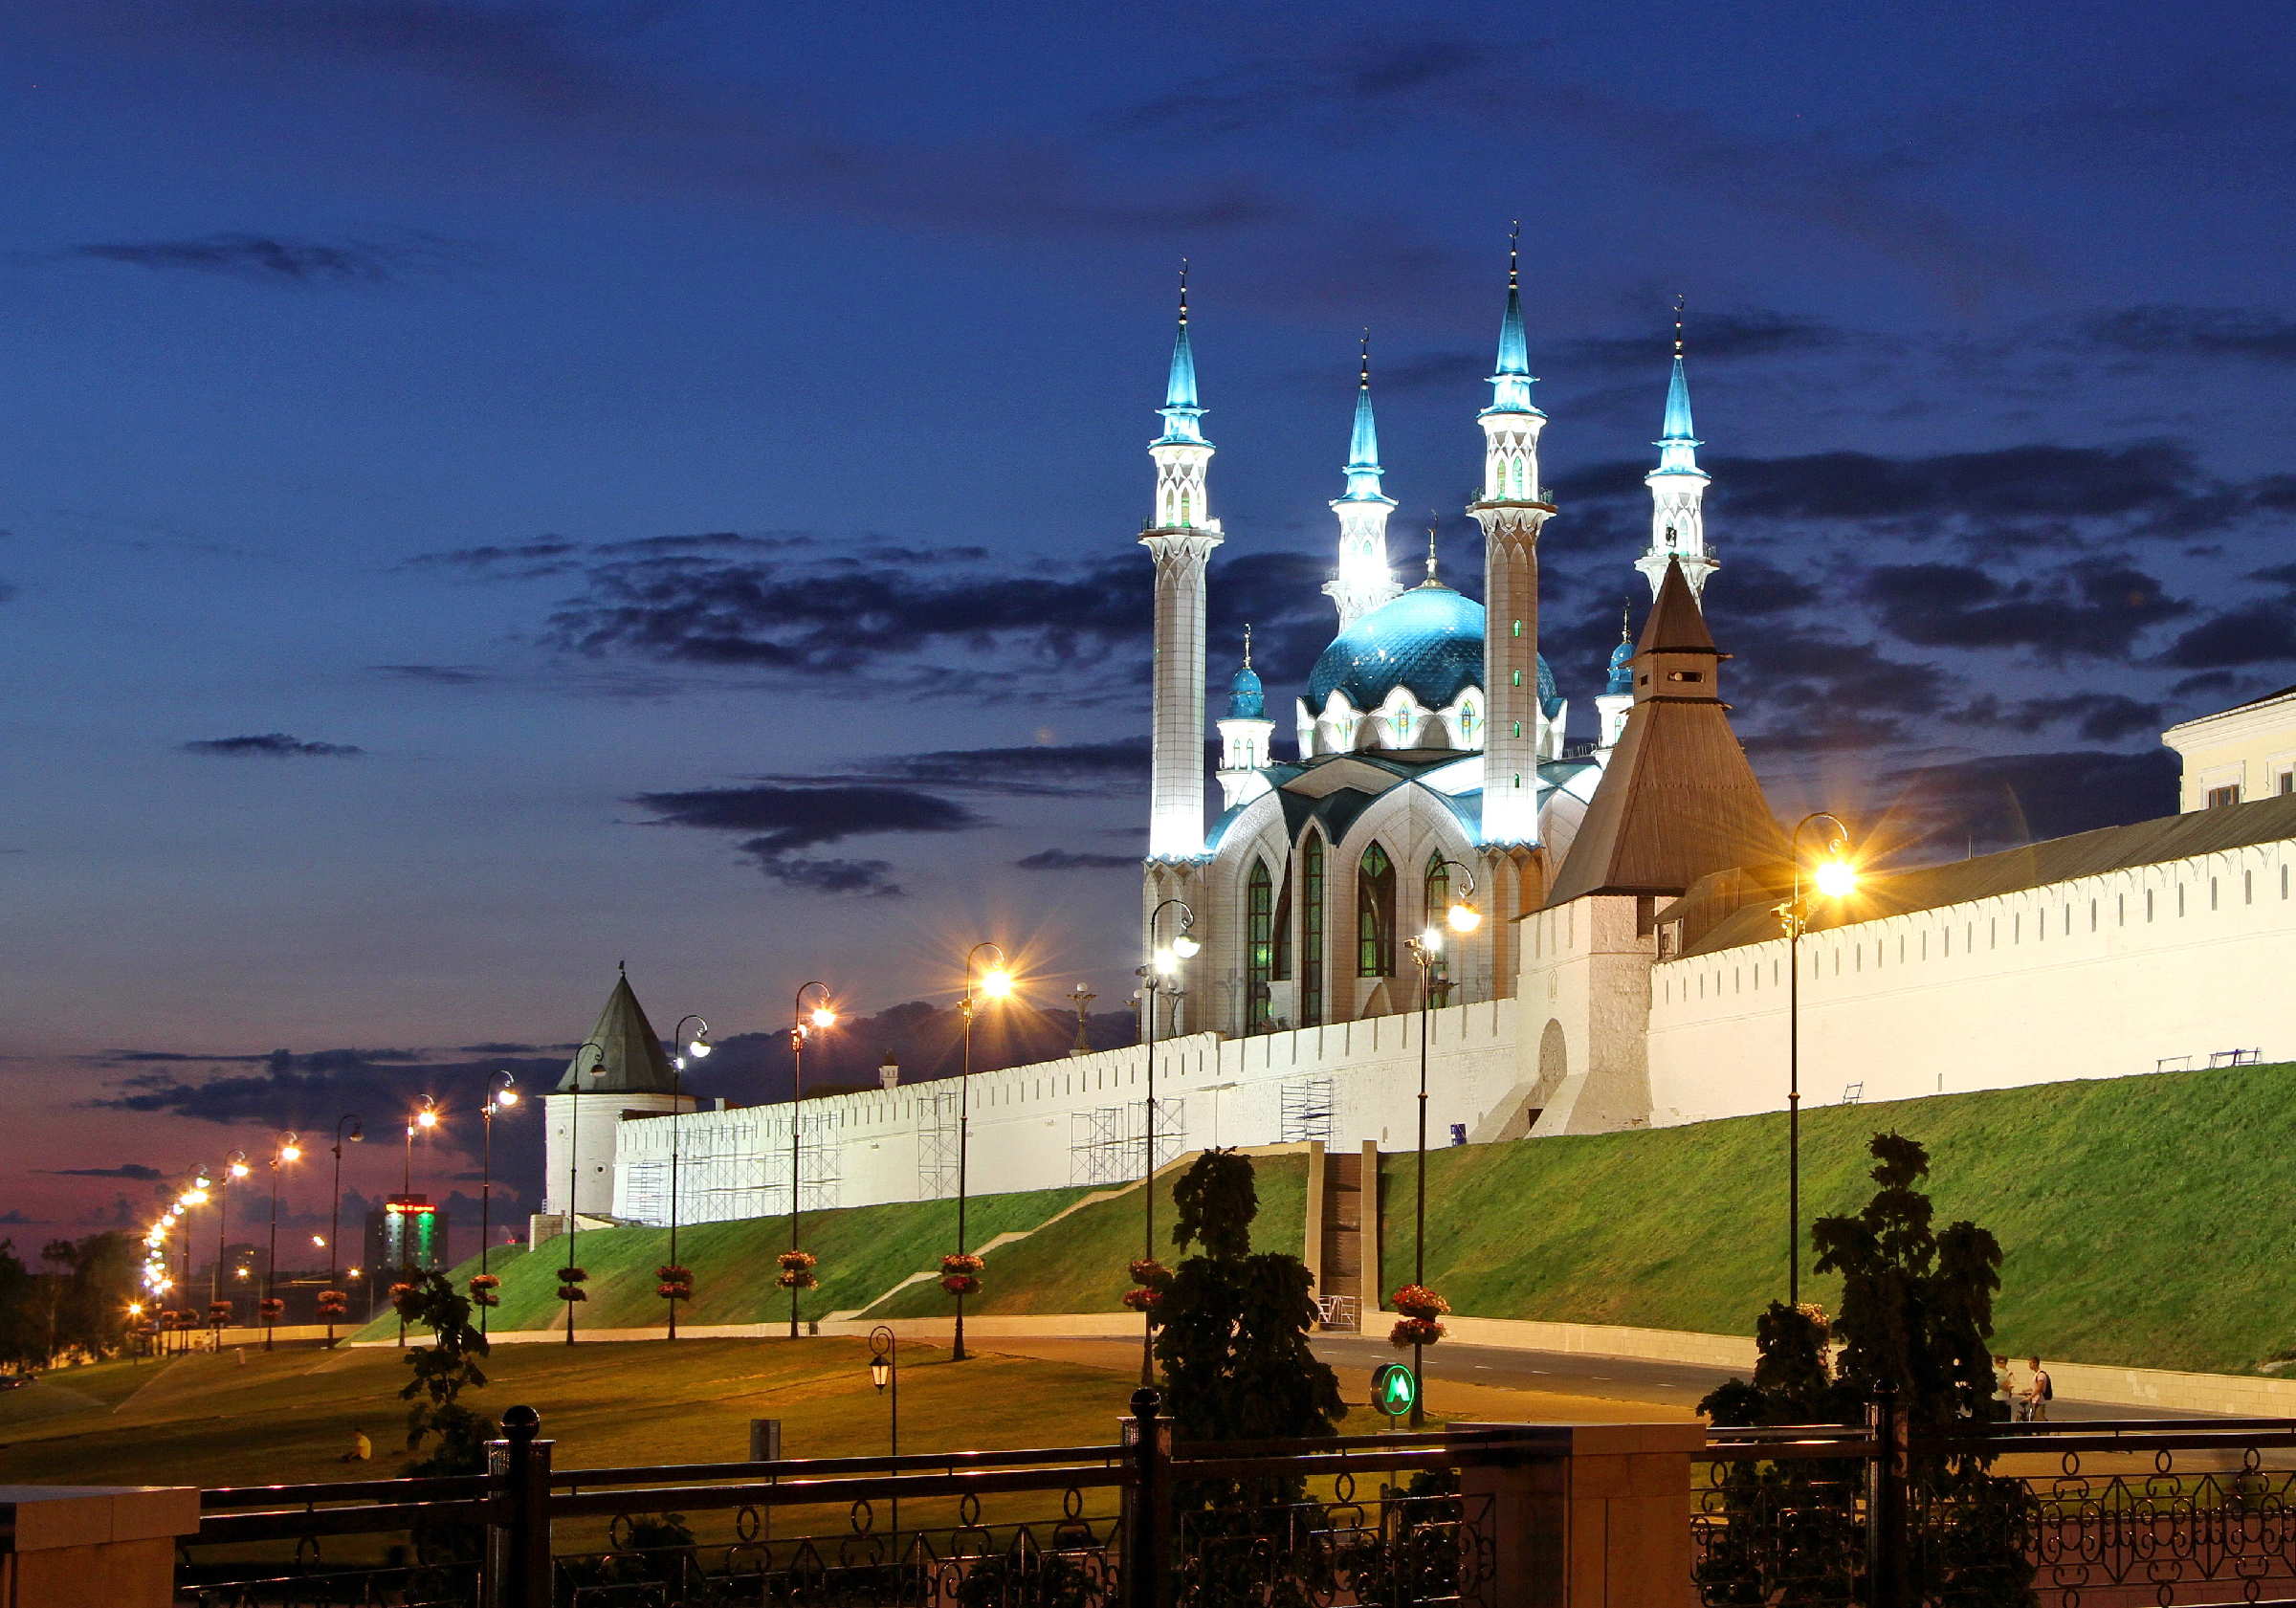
[872,1155,1309,1319]
[1378,1062,2296,1377]
[352,1185,1097,1341]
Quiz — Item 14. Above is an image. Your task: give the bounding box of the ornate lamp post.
[262,1133,301,1351]
[1775,812,1859,1306]
[478,1077,518,1334]
[951,943,1011,1362]
[212,1152,249,1319]
[1066,984,1095,1056]
[322,1117,362,1340]
[869,1324,900,1543]
[1402,863,1480,1426]
[659,1019,708,1340]
[1137,899,1199,1385]
[788,988,835,1339]
[563,1042,606,1345]
[399,1096,439,1348]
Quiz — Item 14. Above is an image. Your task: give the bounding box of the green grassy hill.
[1379,1062,2296,1377]
[375,1066,2296,1377]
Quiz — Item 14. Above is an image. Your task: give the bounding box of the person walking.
[1992,1355,2014,1419]
[2024,1356,2052,1422]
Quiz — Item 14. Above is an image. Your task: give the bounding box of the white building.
[568,261,2296,1262]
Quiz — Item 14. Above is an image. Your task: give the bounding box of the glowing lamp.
[497,1088,519,1107]
[1814,860,1858,899]
[1152,947,1177,976]
[1420,927,1445,955]
[871,1357,890,1390]
[311,1234,326,1247]
[1448,901,1482,934]
[229,1162,250,1178]
[416,1108,438,1129]
[810,1005,837,1030]
[687,1030,711,1059]
[279,1144,300,1163]
[981,967,1012,999]
[1170,932,1202,959]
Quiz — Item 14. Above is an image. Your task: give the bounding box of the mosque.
[541,256,2296,1260]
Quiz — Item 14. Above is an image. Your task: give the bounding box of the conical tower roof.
[556,970,679,1094]
[1546,561,1783,904]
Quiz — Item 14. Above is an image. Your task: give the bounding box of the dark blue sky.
[4,0,2292,1240]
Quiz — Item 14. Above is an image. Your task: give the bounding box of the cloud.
[182,733,363,758]
[397,539,585,580]
[56,231,472,285]
[1017,848,1139,870]
[1860,559,2190,659]
[1880,749,2181,855]
[1949,692,2168,744]
[632,782,982,895]
[44,1164,164,1180]
[2157,601,2296,670]
[375,664,493,685]
[1108,35,1482,135]
[773,738,1151,799]
[1556,310,1849,374]
[2082,306,2296,365]
[0,1210,41,1225]
[1720,441,2214,526]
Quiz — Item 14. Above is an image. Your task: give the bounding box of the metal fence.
[1698,1397,2296,1608]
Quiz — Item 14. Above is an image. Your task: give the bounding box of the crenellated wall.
[609,1000,1521,1224]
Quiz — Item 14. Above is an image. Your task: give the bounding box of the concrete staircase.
[1304,1140,1380,1332]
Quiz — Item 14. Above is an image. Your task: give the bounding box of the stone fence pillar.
[1454,1422,1704,1608]
[0,1485,201,1608]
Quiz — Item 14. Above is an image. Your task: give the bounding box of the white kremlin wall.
[609,1000,1519,1223]
[1647,837,2296,1125]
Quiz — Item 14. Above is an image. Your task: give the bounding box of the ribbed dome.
[1226,663,1266,719]
[1605,638,1635,695]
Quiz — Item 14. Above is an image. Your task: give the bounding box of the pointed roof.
[1545,561,1783,905]
[1157,264,1208,446]
[1338,337,1392,504]
[1652,353,1703,477]
[1485,226,1538,416]
[555,971,680,1095]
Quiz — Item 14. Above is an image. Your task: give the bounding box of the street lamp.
[263,1133,301,1351]
[952,942,1010,1363]
[661,1019,709,1340]
[322,1117,362,1341]
[564,1042,606,1346]
[1137,898,1197,1385]
[1775,812,1859,1306]
[869,1324,900,1544]
[480,1075,519,1334]
[399,1097,439,1348]
[1402,860,1478,1426]
[212,1152,249,1324]
[788,988,834,1340]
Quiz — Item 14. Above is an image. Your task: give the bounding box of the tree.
[389,1269,494,1478]
[1698,1133,2032,1608]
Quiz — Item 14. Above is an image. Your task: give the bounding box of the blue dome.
[1605,638,1635,696]
[1309,586,1483,713]
[1227,664,1266,719]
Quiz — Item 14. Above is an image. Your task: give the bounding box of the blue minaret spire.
[1485,223,1539,417]
[1158,260,1208,447]
[1637,297,1716,602]
[1654,298,1701,474]
[1338,331,1391,505]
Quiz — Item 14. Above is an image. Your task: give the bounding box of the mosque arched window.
[1180,490,1192,526]
[1247,859,1274,1034]
[1301,832,1326,1026]
[1358,842,1396,979]
[1391,706,1415,746]
[1271,862,1292,983]
[1460,703,1478,744]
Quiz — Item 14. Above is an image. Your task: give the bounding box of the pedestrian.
[2025,1356,2052,1422]
[1991,1355,2013,1418]
[342,1429,371,1463]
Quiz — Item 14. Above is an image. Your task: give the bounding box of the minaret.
[1467,228,1555,848]
[1141,265,1223,861]
[1323,335,1401,627]
[1636,303,1716,602]
[1595,602,1635,754]
[1215,626,1275,811]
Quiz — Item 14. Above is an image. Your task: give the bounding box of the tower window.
[1512,721,1522,738]
[1301,832,1325,1027]
[1667,671,1704,683]
[1358,842,1396,979]
[1511,670,1521,687]
[1512,620,1522,638]
[1247,858,1274,1033]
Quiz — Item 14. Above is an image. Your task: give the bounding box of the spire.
[1640,556,1717,655]
[1242,620,1252,670]
[1655,297,1700,474]
[1158,260,1207,446]
[1418,519,1445,588]
[1485,223,1538,416]
[1338,330,1391,504]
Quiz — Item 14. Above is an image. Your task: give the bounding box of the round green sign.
[1371,1362,1418,1418]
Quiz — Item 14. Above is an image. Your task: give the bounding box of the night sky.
[4,1,2291,1252]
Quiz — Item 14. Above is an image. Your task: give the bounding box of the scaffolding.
[918,1088,960,1200]
[1070,1108,1128,1186]
[1280,1078,1336,1145]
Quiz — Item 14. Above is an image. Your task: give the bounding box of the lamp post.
[213,1152,248,1321]
[1402,863,1480,1427]
[1775,812,1858,1307]
[952,942,1011,1362]
[479,1076,518,1334]
[262,1133,301,1352]
[564,1042,606,1345]
[788,988,835,1339]
[399,1096,439,1348]
[323,1117,362,1341]
[1067,984,1095,1057]
[660,1019,709,1340]
[869,1324,900,1544]
[1137,899,1199,1385]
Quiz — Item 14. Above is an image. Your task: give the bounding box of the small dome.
[1605,638,1635,696]
[1227,663,1266,720]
